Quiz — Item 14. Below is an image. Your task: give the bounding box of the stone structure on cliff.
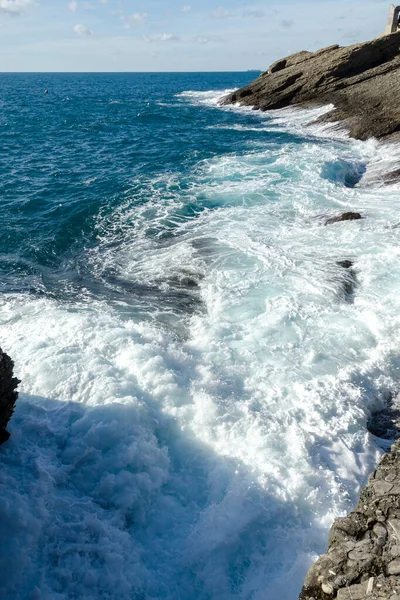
[385,5,400,35]
[0,349,19,445]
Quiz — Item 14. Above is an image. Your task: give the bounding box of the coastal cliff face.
[0,349,19,444]
[300,439,400,599]
[222,32,400,141]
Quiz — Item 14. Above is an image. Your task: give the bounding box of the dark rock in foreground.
[299,438,400,599]
[325,212,363,225]
[0,349,20,445]
[336,259,358,303]
[222,32,400,141]
[337,260,354,269]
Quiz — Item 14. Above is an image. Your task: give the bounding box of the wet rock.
[367,394,400,442]
[0,348,20,445]
[337,260,353,269]
[325,212,362,225]
[334,260,358,304]
[222,32,400,141]
[299,438,400,599]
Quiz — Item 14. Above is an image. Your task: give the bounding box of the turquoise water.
[0,73,260,295]
[0,72,399,600]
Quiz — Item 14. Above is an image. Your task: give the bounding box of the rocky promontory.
[222,32,400,142]
[0,349,19,445]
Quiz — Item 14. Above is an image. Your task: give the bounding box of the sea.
[0,72,399,600]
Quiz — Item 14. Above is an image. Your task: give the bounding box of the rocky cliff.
[0,349,19,445]
[222,32,400,142]
[300,439,400,599]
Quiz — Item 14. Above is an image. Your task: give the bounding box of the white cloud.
[182,5,191,12]
[194,34,223,44]
[122,12,147,29]
[73,23,93,36]
[68,1,78,12]
[210,7,230,19]
[243,8,265,18]
[143,33,179,43]
[0,0,33,14]
[195,36,209,44]
[128,12,147,23]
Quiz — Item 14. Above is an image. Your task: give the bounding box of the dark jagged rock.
[299,438,400,599]
[222,32,400,141]
[382,167,400,185]
[368,394,400,443]
[336,259,357,302]
[336,261,358,304]
[337,260,353,269]
[325,212,362,225]
[0,348,20,445]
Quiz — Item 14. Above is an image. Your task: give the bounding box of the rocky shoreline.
[222,31,400,181]
[0,348,20,445]
[300,438,400,599]
[223,29,400,599]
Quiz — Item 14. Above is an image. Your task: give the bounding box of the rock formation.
[0,349,20,445]
[222,32,400,142]
[325,213,363,226]
[300,439,400,599]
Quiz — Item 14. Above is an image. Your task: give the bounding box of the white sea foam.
[176,89,235,107]
[2,89,400,600]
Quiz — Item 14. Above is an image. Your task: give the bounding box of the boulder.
[0,348,20,445]
[325,212,362,225]
[336,260,353,269]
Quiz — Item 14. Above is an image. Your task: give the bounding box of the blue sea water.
[0,72,400,600]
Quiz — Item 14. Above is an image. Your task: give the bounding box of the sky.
[0,0,393,71]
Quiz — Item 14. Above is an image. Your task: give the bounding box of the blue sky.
[0,0,392,71]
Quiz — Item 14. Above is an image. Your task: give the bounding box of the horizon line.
[0,69,263,74]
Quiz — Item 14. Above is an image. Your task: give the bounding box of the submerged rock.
[0,349,20,445]
[368,394,400,442]
[336,259,357,303]
[336,260,353,269]
[325,212,362,225]
[299,438,400,599]
[222,32,400,142]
